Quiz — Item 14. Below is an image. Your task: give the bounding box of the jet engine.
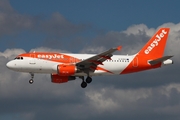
[57,64,77,76]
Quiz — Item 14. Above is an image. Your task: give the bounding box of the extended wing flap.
[149,56,173,65]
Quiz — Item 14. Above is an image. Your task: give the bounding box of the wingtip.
[117,46,122,51]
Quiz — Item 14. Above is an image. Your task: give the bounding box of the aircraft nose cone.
[6,61,13,69]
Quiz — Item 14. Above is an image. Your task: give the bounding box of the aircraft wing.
[149,56,173,65]
[76,46,121,72]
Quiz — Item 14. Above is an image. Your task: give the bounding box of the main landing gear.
[80,76,92,88]
[29,73,34,84]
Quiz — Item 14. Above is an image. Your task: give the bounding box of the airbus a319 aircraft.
[6,28,173,88]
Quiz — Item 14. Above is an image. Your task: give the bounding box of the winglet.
[116,46,122,51]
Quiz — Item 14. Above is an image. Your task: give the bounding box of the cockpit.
[14,57,23,60]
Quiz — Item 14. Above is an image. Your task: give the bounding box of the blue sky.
[0,0,178,52]
[9,0,179,30]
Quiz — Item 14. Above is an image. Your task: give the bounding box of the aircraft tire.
[81,82,87,88]
[29,79,34,84]
[86,77,92,84]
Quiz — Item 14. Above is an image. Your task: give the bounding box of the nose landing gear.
[29,73,34,84]
[29,79,34,84]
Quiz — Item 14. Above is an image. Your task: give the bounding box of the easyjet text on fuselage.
[37,54,64,59]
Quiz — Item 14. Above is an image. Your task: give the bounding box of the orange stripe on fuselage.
[18,52,81,63]
[90,66,114,74]
[97,66,114,74]
[121,55,161,74]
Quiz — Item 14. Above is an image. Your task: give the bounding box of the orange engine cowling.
[51,74,76,83]
[57,64,76,76]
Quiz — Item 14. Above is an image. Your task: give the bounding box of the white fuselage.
[6,53,136,76]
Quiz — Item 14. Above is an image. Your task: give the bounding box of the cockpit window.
[14,57,23,60]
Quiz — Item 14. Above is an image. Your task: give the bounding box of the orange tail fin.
[138,28,170,59]
[121,28,170,74]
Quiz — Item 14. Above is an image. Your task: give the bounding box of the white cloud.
[0,48,25,59]
[122,23,180,59]
[86,88,118,112]
[85,83,180,115]
[123,24,155,36]
[80,46,106,54]
[80,23,180,63]
[29,47,70,53]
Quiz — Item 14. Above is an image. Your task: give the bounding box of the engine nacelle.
[51,74,76,83]
[57,64,76,76]
[163,59,173,66]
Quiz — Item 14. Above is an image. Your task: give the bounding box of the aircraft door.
[133,56,138,67]
[29,54,36,64]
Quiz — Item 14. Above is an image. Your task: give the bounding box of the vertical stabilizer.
[138,28,170,59]
[121,28,170,74]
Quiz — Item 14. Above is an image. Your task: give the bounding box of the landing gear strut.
[29,73,34,84]
[79,76,92,88]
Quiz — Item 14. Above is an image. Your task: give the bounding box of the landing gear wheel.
[29,73,34,84]
[86,77,92,84]
[81,82,87,88]
[29,79,34,84]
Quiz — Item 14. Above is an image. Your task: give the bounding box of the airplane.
[6,28,173,88]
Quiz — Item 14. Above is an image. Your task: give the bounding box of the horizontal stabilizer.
[149,56,173,65]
